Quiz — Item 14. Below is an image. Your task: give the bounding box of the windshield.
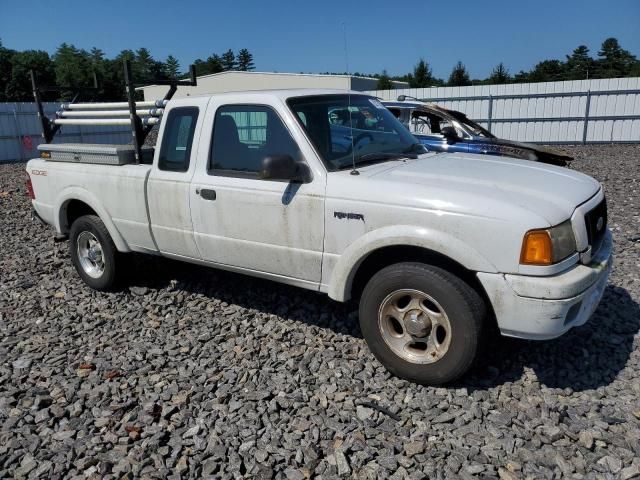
[447,110,495,138]
[287,94,424,171]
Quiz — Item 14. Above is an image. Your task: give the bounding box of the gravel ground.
[1,145,639,479]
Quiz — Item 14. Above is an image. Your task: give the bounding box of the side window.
[411,112,434,134]
[210,105,300,177]
[158,107,199,172]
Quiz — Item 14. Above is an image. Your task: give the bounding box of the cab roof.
[169,88,372,104]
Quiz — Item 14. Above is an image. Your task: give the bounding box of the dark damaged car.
[384,98,573,166]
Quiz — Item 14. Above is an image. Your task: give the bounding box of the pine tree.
[206,54,224,74]
[596,37,637,78]
[53,43,94,98]
[447,61,471,86]
[221,49,236,71]
[411,58,434,88]
[135,48,155,84]
[489,62,510,84]
[565,45,593,80]
[165,55,180,78]
[237,48,255,71]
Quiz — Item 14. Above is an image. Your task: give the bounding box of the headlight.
[520,220,576,265]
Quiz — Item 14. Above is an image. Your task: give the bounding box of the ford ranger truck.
[26,90,612,385]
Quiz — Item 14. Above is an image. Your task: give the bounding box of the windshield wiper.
[357,152,403,163]
[338,149,420,170]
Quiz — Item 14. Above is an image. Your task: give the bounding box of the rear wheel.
[359,262,485,385]
[69,215,120,290]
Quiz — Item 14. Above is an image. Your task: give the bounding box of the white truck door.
[190,101,325,287]
[147,98,209,259]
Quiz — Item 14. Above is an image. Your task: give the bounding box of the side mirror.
[260,154,311,183]
[440,126,458,140]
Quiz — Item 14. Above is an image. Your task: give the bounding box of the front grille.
[584,197,607,254]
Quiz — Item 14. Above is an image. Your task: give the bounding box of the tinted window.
[158,107,199,172]
[210,105,300,176]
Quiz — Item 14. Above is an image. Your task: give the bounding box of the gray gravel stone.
[1,145,640,479]
[403,440,425,457]
[621,464,640,480]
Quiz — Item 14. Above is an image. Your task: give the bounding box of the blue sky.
[1,0,639,79]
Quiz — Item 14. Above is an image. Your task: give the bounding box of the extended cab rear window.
[158,107,199,172]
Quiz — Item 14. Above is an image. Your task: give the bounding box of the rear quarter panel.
[26,159,155,252]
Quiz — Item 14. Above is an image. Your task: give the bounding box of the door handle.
[199,188,216,201]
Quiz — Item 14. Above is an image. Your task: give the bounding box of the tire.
[359,262,485,385]
[69,215,120,291]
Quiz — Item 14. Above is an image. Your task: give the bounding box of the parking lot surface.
[1,145,639,479]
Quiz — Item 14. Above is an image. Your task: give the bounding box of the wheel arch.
[327,225,497,303]
[55,187,130,252]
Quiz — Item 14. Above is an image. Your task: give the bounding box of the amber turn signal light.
[520,230,552,265]
[40,151,51,159]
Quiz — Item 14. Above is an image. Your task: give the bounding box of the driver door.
[190,101,325,286]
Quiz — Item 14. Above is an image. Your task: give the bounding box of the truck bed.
[28,158,156,253]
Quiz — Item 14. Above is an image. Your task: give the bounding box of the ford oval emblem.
[596,217,604,231]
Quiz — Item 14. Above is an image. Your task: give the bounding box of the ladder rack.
[31,60,197,164]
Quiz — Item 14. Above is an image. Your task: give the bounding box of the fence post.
[487,94,493,132]
[12,108,25,162]
[582,90,591,145]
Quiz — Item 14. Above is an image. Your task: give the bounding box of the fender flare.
[55,186,130,252]
[327,225,497,301]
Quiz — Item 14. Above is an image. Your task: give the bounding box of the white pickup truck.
[27,89,612,385]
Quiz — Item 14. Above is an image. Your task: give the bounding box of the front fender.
[55,186,130,252]
[327,224,497,301]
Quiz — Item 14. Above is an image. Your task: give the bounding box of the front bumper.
[477,229,613,340]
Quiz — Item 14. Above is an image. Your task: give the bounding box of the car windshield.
[287,94,424,171]
[447,110,495,138]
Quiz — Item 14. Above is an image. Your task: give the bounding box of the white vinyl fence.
[0,102,130,163]
[367,77,640,144]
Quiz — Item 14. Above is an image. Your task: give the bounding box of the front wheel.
[69,215,120,291]
[359,262,485,385]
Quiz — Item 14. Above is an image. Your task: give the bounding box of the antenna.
[342,22,359,176]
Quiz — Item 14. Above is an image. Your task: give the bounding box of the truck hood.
[364,152,600,225]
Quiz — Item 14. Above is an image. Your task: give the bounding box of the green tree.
[53,43,95,98]
[527,59,566,82]
[489,62,510,84]
[595,37,638,78]
[237,48,255,71]
[5,49,56,101]
[164,55,180,78]
[134,47,156,84]
[410,58,434,87]
[447,61,471,86]
[221,49,236,70]
[106,50,136,100]
[512,70,530,83]
[193,53,224,76]
[565,45,594,80]
[376,70,393,90]
[0,40,16,101]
